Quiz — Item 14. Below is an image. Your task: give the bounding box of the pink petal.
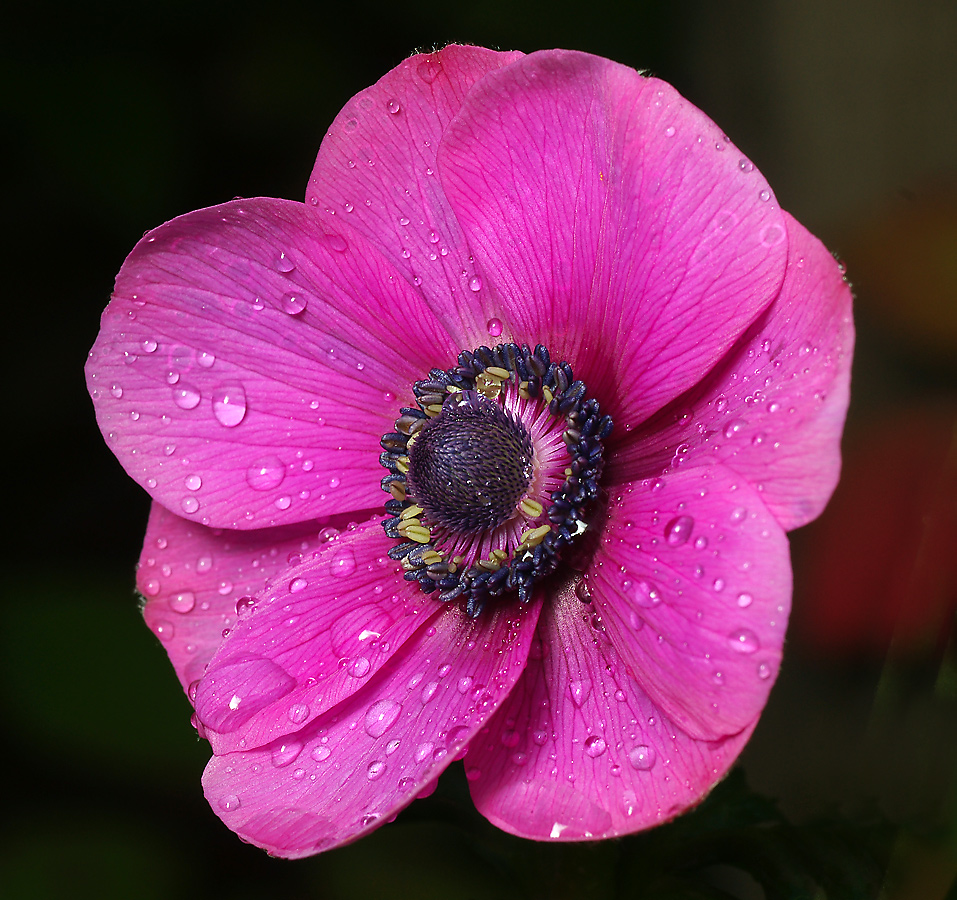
[86,197,457,529]
[201,592,543,858]
[439,49,788,426]
[466,586,753,840]
[306,45,524,344]
[590,465,791,741]
[193,518,435,755]
[612,213,854,530]
[139,502,340,690]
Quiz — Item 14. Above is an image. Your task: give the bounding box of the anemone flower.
[86,45,853,858]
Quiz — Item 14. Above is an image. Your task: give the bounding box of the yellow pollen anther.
[519,524,552,547]
[400,505,424,520]
[477,558,501,572]
[518,381,531,400]
[425,403,444,417]
[403,524,432,543]
[397,518,421,535]
[520,497,544,518]
[542,386,554,403]
[395,456,410,474]
[485,366,510,380]
[420,550,444,565]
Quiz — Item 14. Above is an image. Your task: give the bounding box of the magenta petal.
[466,587,753,840]
[613,213,855,530]
[306,45,523,344]
[201,593,543,858]
[194,518,432,754]
[86,197,457,529]
[590,465,790,741]
[139,502,328,690]
[439,49,788,426]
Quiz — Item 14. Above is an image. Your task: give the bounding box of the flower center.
[406,396,534,533]
[380,343,611,616]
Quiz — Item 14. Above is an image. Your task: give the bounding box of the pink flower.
[86,46,853,858]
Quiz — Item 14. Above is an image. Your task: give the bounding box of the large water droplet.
[172,384,201,410]
[729,628,760,654]
[584,735,607,758]
[246,456,285,491]
[627,744,656,770]
[271,740,303,767]
[631,580,662,608]
[348,656,371,678]
[330,547,357,578]
[364,699,402,738]
[274,251,295,273]
[281,292,307,316]
[170,590,196,613]
[664,515,694,546]
[212,383,247,427]
[569,679,592,708]
[181,497,199,514]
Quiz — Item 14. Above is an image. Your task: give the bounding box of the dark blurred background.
[2,1,955,898]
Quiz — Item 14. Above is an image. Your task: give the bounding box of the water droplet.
[486,317,502,336]
[628,744,657,770]
[724,419,746,439]
[274,251,295,272]
[737,592,754,609]
[664,515,694,546]
[323,232,348,253]
[170,590,195,613]
[141,339,158,353]
[154,620,174,641]
[184,474,202,492]
[110,383,123,399]
[330,547,357,578]
[197,351,215,368]
[281,704,308,725]
[664,125,676,137]
[569,679,592,707]
[757,661,772,680]
[729,629,759,653]
[417,59,441,83]
[468,275,483,292]
[212,383,247,427]
[386,98,400,114]
[631,580,662,609]
[289,577,308,593]
[235,596,256,618]
[584,735,607,758]
[274,495,292,510]
[311,745,331,762]
[348,656,371,678]
[364,699,401,738]
[246,457,285,491]
[272,740,303,767]
[181,497,199,514]
[420,681,439,704]
[217,794,240,811]
[281,292,307,315]
[738,158,754,173]
[172,384,201,410]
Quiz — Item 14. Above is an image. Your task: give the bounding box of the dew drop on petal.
[170,591,195,613]
[737,592,754,609]
[172,384,201,410]
[367,760,387,780]
[181,497,199,514]
[628,744,656,770]
[348,657,371,678]
[486,317,502,337]
[287,703,310,724]
[569,679,592,708]
[185,474,202,491]
[364,699,402,738]
[729,629,760,654]
[281,292,307,316]
[271,740,303,767]
[212,383,247,427]
[330,547,357,578]
[217,794,240,811]
[246,456,286,491]
[154,620,174,641]
[468,275,483,292]
[584,735,607,758]
[664,515,694,546]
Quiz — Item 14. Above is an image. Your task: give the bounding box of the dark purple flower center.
[379,343,611,616]
[406,395,534,533]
